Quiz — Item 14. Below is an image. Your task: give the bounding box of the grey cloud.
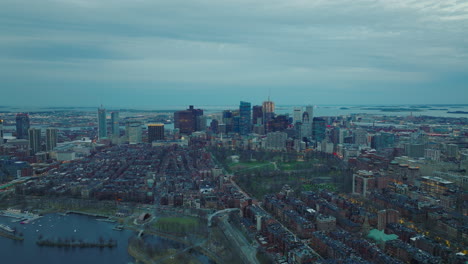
[0,0,467,106]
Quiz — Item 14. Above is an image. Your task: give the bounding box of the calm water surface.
[0,213,213,264]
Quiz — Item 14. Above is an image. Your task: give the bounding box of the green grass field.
[228,161,274,172]
[153,217,201,234]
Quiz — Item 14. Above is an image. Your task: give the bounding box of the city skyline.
[1,0,467,107]
[0,1,467,263]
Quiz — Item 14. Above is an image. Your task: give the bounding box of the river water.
[0,213,213,264]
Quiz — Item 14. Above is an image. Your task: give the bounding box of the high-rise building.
[424,149,441,162]
[301,108,312,139]
[174,105,203,135]
[446,144,459,158]
[97,107,107,139]
[222,110,234,133]
[353,129,368,146]
[148,124,164,143]
[404,143,426,158]
[210,119,219,134]
[330,127,340,144]
[252,105,263,125]
[262,98,275,125]
[371,132,395,150]
[0,118,3,145]
[232,116,241,134]
[197,115,207,132]
[28,128,41,155]
[239,101,251,135]
[111,112,119,137]
[312,117,326,142]
[305,105,313,120]
[267,115,289,132]
[126,121,142,144]
[16,113,30,139]
[45,128,58,151]
[293,107,303,125]
[302,111,310,124]
[352,170,375,197]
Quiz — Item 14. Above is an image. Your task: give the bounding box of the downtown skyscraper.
[262,98,275,124]
[0,119,3,145]
[111,111,119,137]
[239,101,251,135]
[148,124,164,143]
[174,105,204,135]
[111,111,120,144]
[28,128,41,155]
[16,113,30,139]
[45,128,58,151]
[97,107,107,140]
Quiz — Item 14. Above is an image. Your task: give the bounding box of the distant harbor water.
[1,105,467,118]
[0,213,213,264]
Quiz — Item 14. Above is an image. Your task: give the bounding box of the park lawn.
[153,217,201,233]
[228,161,274,172]
[278,162,297,171]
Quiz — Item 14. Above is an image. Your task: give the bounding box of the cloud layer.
[1,0,467,107]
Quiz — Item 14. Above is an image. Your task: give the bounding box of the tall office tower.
[0,118,3,145]
[268,115,289,132]
[45,128,58,151]
[301,111,311,138]
[210,119,219,134]
[97,107,107,139]
[239,101,252,135]
[28,128,41,155]
[127,121,142,144]
[232,116,241,134]
[330,127,340,145]
[111,111,119,137]
[305,105,314,119]
[197,115,207,131]
[222,110,233,133]
[148,124,164,143]
[174,105,203,135]
[302,111,310,123]
[16,113,30,139]
[312,117,326,142]
[252,105,263,125]
[353,129,368,146]
[293,107,303,125]
[262,98,275,125]
[371,132,395,150]
[352,171,375,197]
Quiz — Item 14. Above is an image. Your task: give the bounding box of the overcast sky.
[1,0,467,107]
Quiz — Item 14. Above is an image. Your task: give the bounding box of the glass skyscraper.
[239,101,251,135]
[111,111,119,137]
[312,117,326,142]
